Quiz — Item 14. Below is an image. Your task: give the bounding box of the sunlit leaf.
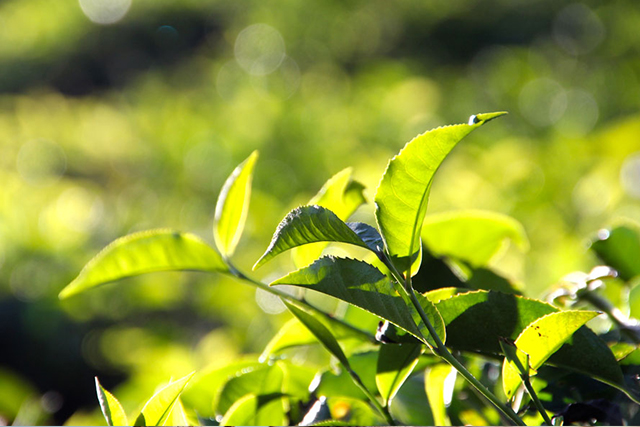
[134,372,195,426]
[219,393,257,426]
[59,230,228,299]
[502,310,599,398]
[422,209,528,267]
[284,301,351,369]
[591,223,640,281]
[293,168,367,268]
[215,363,284,416]
[374,112,507,276]
[254,206,374,270]
[272,256,446,348]
[95,377,128,427]
[213,150,258,258]
[164,398,190,426]
[376,343,422,406]
[425,364,455,426]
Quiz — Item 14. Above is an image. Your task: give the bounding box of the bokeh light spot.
[518,78,566,128]
[255,287,286,315]
[235,24,286,76]
[553,4,605,56]
[79,0,132,25]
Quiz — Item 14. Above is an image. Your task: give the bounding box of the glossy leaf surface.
[376,343,422,406]
[293,168,366,268]
[422,209,528,267]
[134,372,195,426]
[254,206,373,269]
[272,256,446,348]
[59,230,228,299]
[374,112,506,275]
[96,377,128,427]
[213,150,258,258]
[502,310,599,398]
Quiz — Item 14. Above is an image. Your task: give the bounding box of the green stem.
[348,368,396,426]
[522,377,552,425]
[229,265,375,342]
[580,290,640,344]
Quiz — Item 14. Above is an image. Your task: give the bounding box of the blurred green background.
[1,0,640,424]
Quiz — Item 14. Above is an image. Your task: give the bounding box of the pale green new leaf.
[95,377,128,427]
[219,393,258,426]
[254,206,374,269]
[214,150,258,258]
[425,364,455,426]
[283,300,351,369]
[272,256,446,348]
[502,310,599,399]
[134,372,195,426]
[293,168,366,267]
[422,209,528,267]
[374,112,507,276]
[376,343,422,406]
[59,230,228,299]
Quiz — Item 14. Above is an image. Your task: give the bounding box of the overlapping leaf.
[59,230,228,299]
[502,311,599,398]
[213,150,258,258]
[376,343,422,406]
[254,206,374,269]
[374,112,507,276]
[134,372,195,426]
[271,256,445,348]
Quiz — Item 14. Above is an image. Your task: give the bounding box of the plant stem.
[579,290,640,344]
[522,377,552,425]
[405,286,526,426]
[347,368,396,426]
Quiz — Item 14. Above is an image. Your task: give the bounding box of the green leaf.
[215,364,284,416]
[591,223,640,281]
[428,289,626,394]
[425,364,455,426]
[219,393,258,426]
[164,398,190,426]
[374,112,506,276]
[502,310,599,398]
[134,372,195,426]
[314,352,379,401]
[59,230,228,299]
[213,150,258,258]
[272,256,446,348]
[293,168,367,268]
[376,343,422,406]
[254,205,373,270]
[95,377,128,427]
[283,301,351,369]
[422,210,528,267]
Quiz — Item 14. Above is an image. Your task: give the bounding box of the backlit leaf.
[425,364,455,426]
[293,168,366,268]
[134,372,195,426]
[214,150,258,258]
[376,343,423,406]
[254,206,373,270]
[215,364,284,416]
[95,377,128,427]
[422,209,528,267]
[272,256,446,348]
[502,310,599,398]
[374,112,507,276]
[591,223,640,281]
[59,230,228,299]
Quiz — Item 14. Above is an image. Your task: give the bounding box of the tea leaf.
[425,364,455,426]
[134,372,195,426]
[376,343,422,406]
[95,377,128,427]
[59,230,228,299]
[213,150,258,258]
[374,112,506,276]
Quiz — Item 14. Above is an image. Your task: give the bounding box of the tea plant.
[60,113,640,426]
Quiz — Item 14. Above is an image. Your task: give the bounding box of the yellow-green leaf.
[95,377,128,427]
[134,372,195,426]
[214,151,258,258]
[425,364,455,426]
[59,230,228,299]
[376,343,422,406]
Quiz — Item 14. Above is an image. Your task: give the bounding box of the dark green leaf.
[347,222,384,254]
[254,206,373,269]
[95,377,128,427]
[374,112,506,275]
[272,256,446,348]
[213,150,258,258]
[59,230,228,299]
[134,372,195,426]
[376,343,423,406]
[591,223,640,281]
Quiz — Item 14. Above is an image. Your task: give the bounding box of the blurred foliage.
[1,0,640,424]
